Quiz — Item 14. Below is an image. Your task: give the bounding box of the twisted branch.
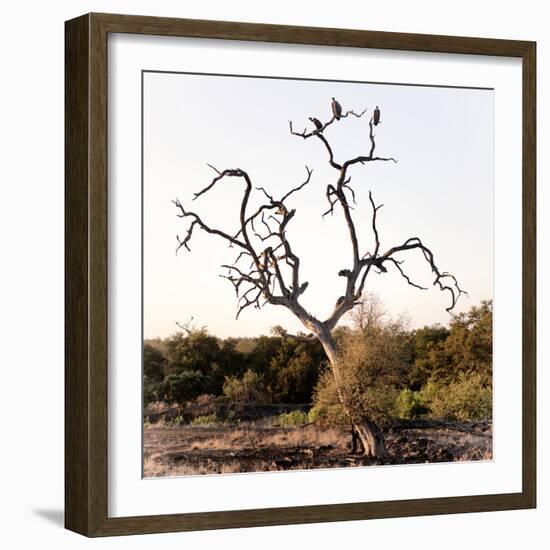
[174,165,313,318]
[176,101,464,333]
[288,104,463,329]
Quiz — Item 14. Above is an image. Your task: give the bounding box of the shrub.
[223,369,267,402]
[311,311,409,428]
[307,403,348,428]
[190,413,219,426]
[308,369,349,427]
[422,373,492,421]
[394,388,429,419]
[143,344,167,382]
[164,415,185,426]
[277,410,308,428]
[160,370,207,405]
[143,375,162,407]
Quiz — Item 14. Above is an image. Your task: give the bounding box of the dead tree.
[173,101,465,458]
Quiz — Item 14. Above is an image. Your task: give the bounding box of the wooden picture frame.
[65,12,536,537]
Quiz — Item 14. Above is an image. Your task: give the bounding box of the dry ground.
[143,421,492,477]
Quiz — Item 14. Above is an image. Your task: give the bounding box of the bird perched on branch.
[335,296,345,306]
[331,97,342,120]
[309,117,323,132]
[373,106,381,126]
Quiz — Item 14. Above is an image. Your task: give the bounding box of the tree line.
[144,299,492,423]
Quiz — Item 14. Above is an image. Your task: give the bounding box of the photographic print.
[142,72,494,478]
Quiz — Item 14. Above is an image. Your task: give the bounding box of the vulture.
[373,105,381,126]
[309,117,323,132]
[331,97,342,120]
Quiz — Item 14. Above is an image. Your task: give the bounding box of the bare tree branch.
[290,106,368,139]
[173,199,247,254]
[175,317,206,334]
[176,101,464,330]
[173,165,314,318]
[351,199,467,317]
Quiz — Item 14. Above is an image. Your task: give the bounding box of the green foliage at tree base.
[307,403,348,428]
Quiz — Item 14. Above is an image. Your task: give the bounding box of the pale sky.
[143,71,493,339]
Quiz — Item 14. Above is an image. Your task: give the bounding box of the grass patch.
[190,413,219,426]
[277,410,309,428]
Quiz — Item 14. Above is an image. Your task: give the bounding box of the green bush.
[308,369,349,428]
[310,312,409,429]
[421,373,492,421]
[143,375,162,407]
[190,413,219,426]
[164,415,185,427]
[143,344,167,382]
[394,388,429,419]
[223,369,267,402]
[307,403,348,428]
[277,410,308,428]
[160,370,207,405]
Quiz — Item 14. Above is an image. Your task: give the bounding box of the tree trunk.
[352,418,387,458]
[312,322,388,459]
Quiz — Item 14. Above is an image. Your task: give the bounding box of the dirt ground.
[143,420,492,477]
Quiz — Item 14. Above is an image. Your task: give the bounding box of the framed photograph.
[65,13,536,537]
